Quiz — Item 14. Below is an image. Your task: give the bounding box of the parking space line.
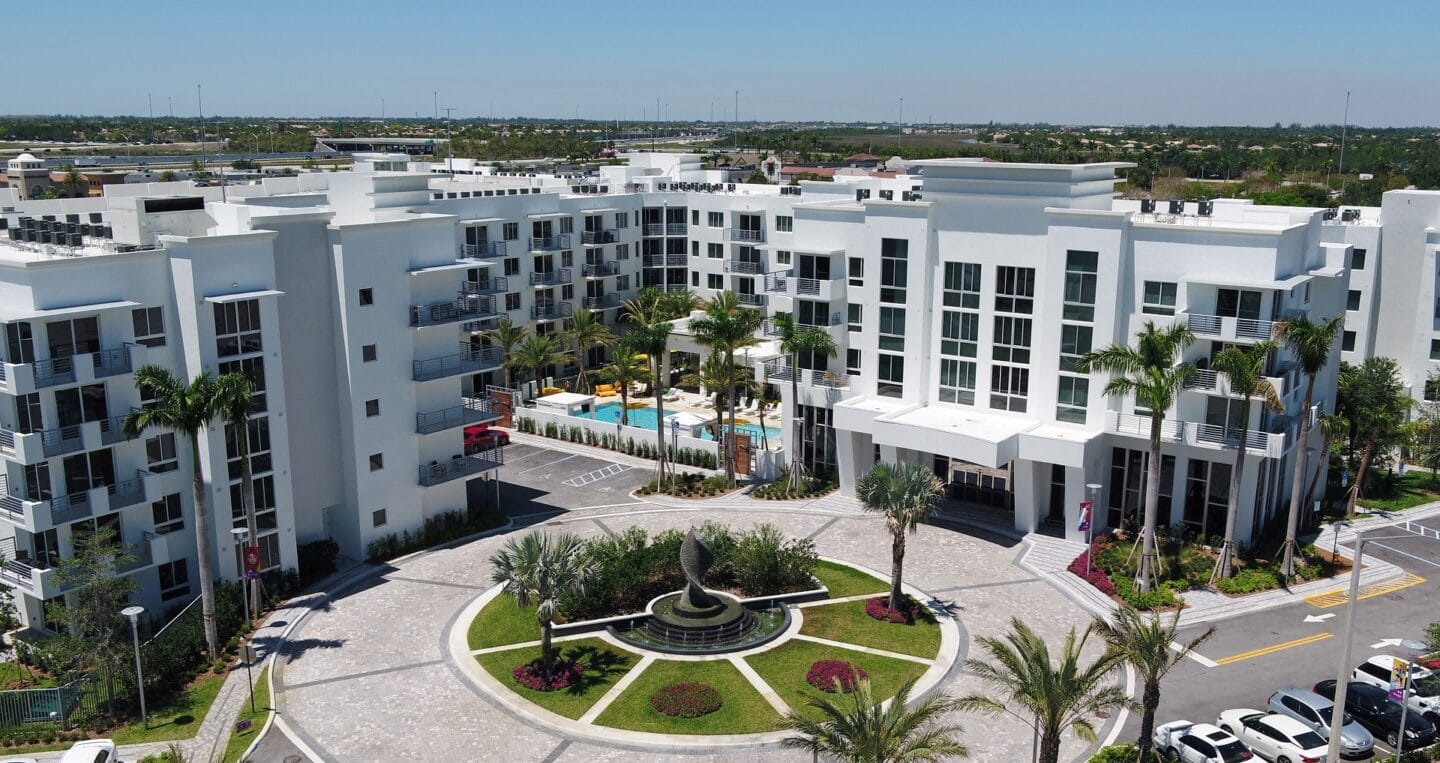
[1304,572,1426,608]
[515,454,578,475]
[1170,640,1219,668]
[1212,632,1333,666]
[562,463,631,487]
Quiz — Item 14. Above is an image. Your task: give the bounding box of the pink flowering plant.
[649,682,723,718]
[806,659,869,693]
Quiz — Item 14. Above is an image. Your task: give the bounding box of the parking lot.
[1129,514,1440,756]
[485,441,656,522]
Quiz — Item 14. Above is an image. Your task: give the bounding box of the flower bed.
[512,659,585,692]
[649,682,723,718]
[636,472,735,498]
[1066,551,1117,596]
[864,595,925,624]
[806,660,868,693]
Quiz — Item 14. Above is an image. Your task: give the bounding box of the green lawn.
[0,662,57,689]
[813,560,889,599]
[799,600,941,659]
[468,594,541,650]
[744,639,926,722]
[1353,470,1440,513]
[476,638,639,720]
[594,658,779,735]
[221,665,271,763]
[108,671,226,745]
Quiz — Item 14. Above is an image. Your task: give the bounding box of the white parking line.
[515,454,578,475]
[1170,640,1219,668]
[562,463,631,487]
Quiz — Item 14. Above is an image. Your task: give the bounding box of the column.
[1012,459,1039,535]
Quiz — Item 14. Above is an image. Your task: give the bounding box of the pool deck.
[583,390,783,449]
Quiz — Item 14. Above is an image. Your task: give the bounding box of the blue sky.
[11,0,1438,125]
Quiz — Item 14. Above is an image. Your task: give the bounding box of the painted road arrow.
[1304,613,1336,623]
[1370,638,1405,649]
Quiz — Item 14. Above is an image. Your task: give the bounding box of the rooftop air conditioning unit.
[1322,208,1337,220]
[1140,199,1156,213]
[1342,209,1360,222]
[879,189,893,200]
[1197,201,1214,216]
[1168,199,1184,214]
[727,183,735,191]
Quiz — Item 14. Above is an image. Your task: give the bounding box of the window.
[775,250,791,266]
[361,344,377,362]
[1351,248,1366,270]
[373,509,388,527]
[561,250,573,268]
[502,222,519,240]
[707,212,723,228]
[229,475,277,531]
[840,349,859,376]
[159,559,191,601]
[880,238,908,304]
[369,453,384,471]
[940,312,978,358]
[849,257,864,287]
[562,284,574,300]
[691,241,699,257]
[943,262,981,308]
[214,299,262,357]
[691,271,699,287]
[1057,377,1089,423]
[365,399,380,417]
[617,243,629,260]
[1342,331,1355,352]
[990,365,1029,412]
[690,210,699,226]
[152,493,183,535]
[878,307,906,352]
[358,288,373,306]
[707,243,723,259]
[145,433,178,473]
[776,215,793,232]
[1142,281,1178,315]
[707,274,723,289]
[504,257,520,276]
[1347,290,1361,311]
[559,217,573,234]
[1063,251,1098,321]
[218,356,266,412]
[505,292,521,311]
[938,358,977,405]
[994,267,1035,314]
[992,316,1032,363]
[131,306,166,347]
[848,304,862,332]
[225,417,272,479]
[617,275,630,291]
[1059,325,1092,371]
[1183,459,1232,538]
[614,212,628,229]
[877,354,905,398]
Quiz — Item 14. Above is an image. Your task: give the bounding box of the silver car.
[1268,686,1374,759]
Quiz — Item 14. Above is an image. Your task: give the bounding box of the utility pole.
[898,97,904,151]
[1337,90,1351,197]
[167,95,173,118]
[381,97,385,120]
[734,89,739,151]
[433,91,438,120]
[442,107,456,177]
[147,93,153,144]
[197,84,205,178]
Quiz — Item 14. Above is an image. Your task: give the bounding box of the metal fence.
[0,676,100,729]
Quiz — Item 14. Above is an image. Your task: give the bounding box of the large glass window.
[880,238,908,304]
[994,266,1035,314]
[1059,325,1092,371]
[938,358,977,405]
[1056,377,1089,423]
[877,354,905,398]
[992,316,1032,364]
[943,262,981,308]
[878,307,906,352]
[989,365,1029,412]
[131,307,166,347]
[1142,281,1178,315]
[1183,459,1232,541]
[214,299,262,357]
[1063,251,1098,321]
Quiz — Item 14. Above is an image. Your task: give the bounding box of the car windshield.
[1217,740,1253,762]
[1294,729,1326,748]
[1412,674,1440,697]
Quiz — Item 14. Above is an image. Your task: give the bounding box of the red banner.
[243,544,261,577]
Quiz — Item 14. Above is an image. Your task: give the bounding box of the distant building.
[1,154,52,200]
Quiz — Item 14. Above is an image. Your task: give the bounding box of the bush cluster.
[649,682,723,718]
[0,729,86,747]
[518,416,720,469]
[751,473,837,501]
[864,595,926,624]
[511,659,584,692]
[366,506,507,562]
[297,538,340,584]
[806,660,868,693]
[636,472,734,498]
[1112,576,1181,610]
[1066,552,1116,596]
[1090,744,1161,762]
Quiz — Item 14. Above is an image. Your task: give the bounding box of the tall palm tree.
[488,530,594,678]
[561,308,614,394]
[771,312,839,490]
[122,367,226,659]
[482,317,529,391]
[1209,340,1284,581]
[213,371,261,617]
[958,617,1132,763]
[779,677,968,763]
[620,286,666,325]
[856,462,943,612]
[512,334,566,389]
[681,352,730,440]
[688,293,762,484]
[1092,608,1214,761]
[599,339,647,427]
[625,320,674,478]
[1077,321,1195,592]
[658,288,703,321]
[1274,315,1342,577]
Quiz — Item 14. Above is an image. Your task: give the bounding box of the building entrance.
[941,458,1013,512]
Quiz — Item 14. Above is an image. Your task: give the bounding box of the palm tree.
[856,462,943,612]
[1076,321,1195,592]
[620,286,666,325]
[599,339,647,427]
[213,371,261,617]
[482,317,530,391]
[958,617,1132,763]
[681,352,730,440]
[60,166,85,197]
[561,308,614,393]
[1274,315,1342,577]
[512,334,566,389]
[1209,340,1284,581]
[771,312,839,490]
[625,320,674,479]
[1304,412,1347,512]
[488,530,594,678]
[688,292,762,484]
[779,677,968,763]
[1092,609,1214,761]
[658,288,703,320]
[122,366,226,659]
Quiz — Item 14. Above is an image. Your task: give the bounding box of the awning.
[0,300,141,322]
[203,289,284,304]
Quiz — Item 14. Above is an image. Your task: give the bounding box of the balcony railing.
[418,449,505,487]
[810,369,850,388]
[641,223,687,236]
[1186,369,1219,391]
[532,302,574,321]
[583,294,620,310]
[462,276,509,295]
[1186,313,1277,342]
[764,271,790,293]
[409,295,497,327]
[0,476,27,525]
[93,345,134,378]
[643,223,665,236]
[528,235,571,251]
[763,358,795,381]
[581,230,616,245]
[49,490,94,526]
[726,228,765,243]
[107,478,146,510]
[41,425,84,458]
[642,254,688,268]
[1109,412,1283,456]
[736,293,766,307]
[462,241,507,259]
[416,395,502,435]
[117,536,154,573]
[529,268,572,287]
[99,415,136,446]
[583,262,619,278]
[798,311,843,327]
[413,344,505,382]
[725,260,763,274]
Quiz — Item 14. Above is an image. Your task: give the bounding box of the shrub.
[725,523,818,596]
[635,472,734,498]
[1214,567,1282,595]
[1112,576,1179,610]
[806,660,869,693]
[511,659,584,692]
[649,682,723,718]
[1090,743,1161,762]
[366,508,507,562]
[864,595,926,624]
[297,538,340,584]
[1066,550,1117,596]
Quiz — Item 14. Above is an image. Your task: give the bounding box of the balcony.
[1186,313,1276,343]
[532,302,574,321]
[99,415,136,446]
[413,344,505,382]
[528,235,572,252]
[462,241,508,259]
[762,358,850,389]
[583,262,619,278]
[642,223,687,236]
[798,311,843,328]
[794,276,845,301]
[583,294,621,310]
[49,490,93,526]
[1185,368,1289,399]
[416,395,503,435]
[26,344,135,389]
[643,254,688,268]
[418,448,505,487]
[643,223,665,236]
[725,260,763,274]
[529,269,572,287]
[107,477,147,511]
[581,230,616,246]
[725,228,765,243]
[0,476,37,529]
[92,345,133,378]
[41,425,85,458]
[736,293,766,307]
[764,271,790,293]
[462,276,509,295]
[1107,411,1286,458]
[410,295,497,327]
[0,555,57,597]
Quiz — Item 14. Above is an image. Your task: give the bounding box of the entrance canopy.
[872,405,1034,468]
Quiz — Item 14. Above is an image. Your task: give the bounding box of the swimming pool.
[574,402,781,442]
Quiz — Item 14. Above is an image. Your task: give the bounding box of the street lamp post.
[1394,638,1427,762]
[121,605,146,727]
[1084,483,1102,576]
[232,527,251,630]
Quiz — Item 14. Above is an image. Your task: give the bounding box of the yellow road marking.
[1213,633,1333,666]
[1304,573,1426,609]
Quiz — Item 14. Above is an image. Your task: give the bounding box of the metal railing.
[462,276,509,295]
[532,302,574,321]
[0,477,26,524]
[107,478,146,510]
[409,295,497,327]
[666,222,687,236]
[31,355,76,388]
[763,358,794,381]
[1186,313,1276,341]
[41,425,84,458]
[92,345,134,378]
[798,311,843,327]
[1111,412,1279,454]
[49,491,93,526]
[795,277,838,296]
[726,228,765,243]
[99,415,134,445]
[810,369,850,388]
[418,448,506,487]
[1186,369,1219,391]
[583,294,620,310]
[581,230,616,245]
[642,254,688,268]
[462,241,507,258]
[415,395,501,434]
[413,344,506,382]
[736,293,765,307]
[1235,317,1274,340]
[725,260,763,274]
[528,234,571,251]
[529,268,572,286]
[764,271,791,293]
[642,223,665,236]
[583,262,619,278]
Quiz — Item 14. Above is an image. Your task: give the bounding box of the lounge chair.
[594,383,618,397]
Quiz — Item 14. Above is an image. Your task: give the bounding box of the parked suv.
[1353,655,1440,724]
[1315,679,1438,750]
[1268,687,1373,759]
[1153,720,1254,762]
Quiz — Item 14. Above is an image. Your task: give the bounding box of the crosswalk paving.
[1303,571,1426,608]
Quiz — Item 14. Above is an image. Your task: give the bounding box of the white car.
[1153,719,1255,762]
[1353,654,1440,723]
[1216,709,1327,763]
[58,739,117,763]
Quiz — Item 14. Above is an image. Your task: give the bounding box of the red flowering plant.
[512,659,585,692]
[649,682,723,718]
[806,660,869,693]
[865,595,925,624]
